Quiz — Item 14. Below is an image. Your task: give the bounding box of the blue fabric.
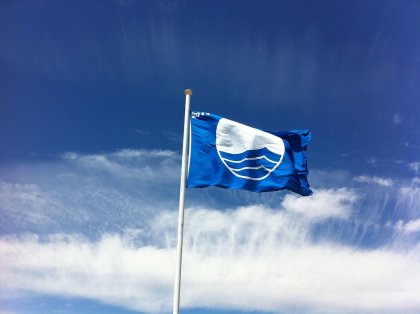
[187,112,312,196]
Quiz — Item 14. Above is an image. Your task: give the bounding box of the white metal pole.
[173,89,192,314]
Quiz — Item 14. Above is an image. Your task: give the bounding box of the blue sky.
[0,1,420,313]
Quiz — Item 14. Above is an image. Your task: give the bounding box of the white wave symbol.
[219,148,282,180]
[216,118,285,181]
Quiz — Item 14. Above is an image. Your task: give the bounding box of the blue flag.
[187,112,312,196]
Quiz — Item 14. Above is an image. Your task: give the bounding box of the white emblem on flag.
[216,118,285,180]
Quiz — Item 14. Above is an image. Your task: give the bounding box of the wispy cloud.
[367,157,378,166]
[408,162,420,174]
[396,218,420,233]
[64,148,177,160]
[161,130,182,143]
[395,182,420,222]
[354,175,394,187]
[0,149,181,236]
[63,149,179,181]
[393,112,402,126]
[282,188,357,220]
[135,129,151,136]
[1,205,420,314]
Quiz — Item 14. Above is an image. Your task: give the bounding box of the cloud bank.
[1,149,420,313]
[1,205,420,314]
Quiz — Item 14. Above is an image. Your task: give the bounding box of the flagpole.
[173,89,192,314]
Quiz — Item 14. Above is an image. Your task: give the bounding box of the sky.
[0,0,420,313]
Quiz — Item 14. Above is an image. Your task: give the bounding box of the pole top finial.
[184,89,193,96]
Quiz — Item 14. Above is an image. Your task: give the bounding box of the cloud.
[1,205,420,314]
[135,129,151,136]
[78,150,176,186]
[282,188,358,220]
[393,112,402,126]
[62,149,180,183]
[161,130,182,143]
[1,149,420,313]
[396,218,420,233]
[354,175,394,187]
[0,149,181,236]
[412,177,420,185]
[403,142,420,149]
[408,162,420,174]
[0,182,61,228]
[367,157,378,165]
[396,184,420,219]
[0,233,173,313]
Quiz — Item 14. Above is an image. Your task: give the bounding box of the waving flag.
[187,112,312,196]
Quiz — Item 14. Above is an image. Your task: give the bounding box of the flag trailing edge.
[187,112,312,196]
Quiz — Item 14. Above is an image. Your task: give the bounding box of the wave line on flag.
[232,164,272,172]
[222,155,278,164]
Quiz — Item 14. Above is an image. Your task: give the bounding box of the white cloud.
[113,148,177,158]
[396,185,420,218]
[1,206,420,314]
[0,182,51,210]
[396,218,420,233]
[63,149,179,181]
[354,175,394,187]
[282,188,358,220]
[404,219,420,232]
[0,149,181,236]
[0,233,173,313]
[0,182,62,227]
